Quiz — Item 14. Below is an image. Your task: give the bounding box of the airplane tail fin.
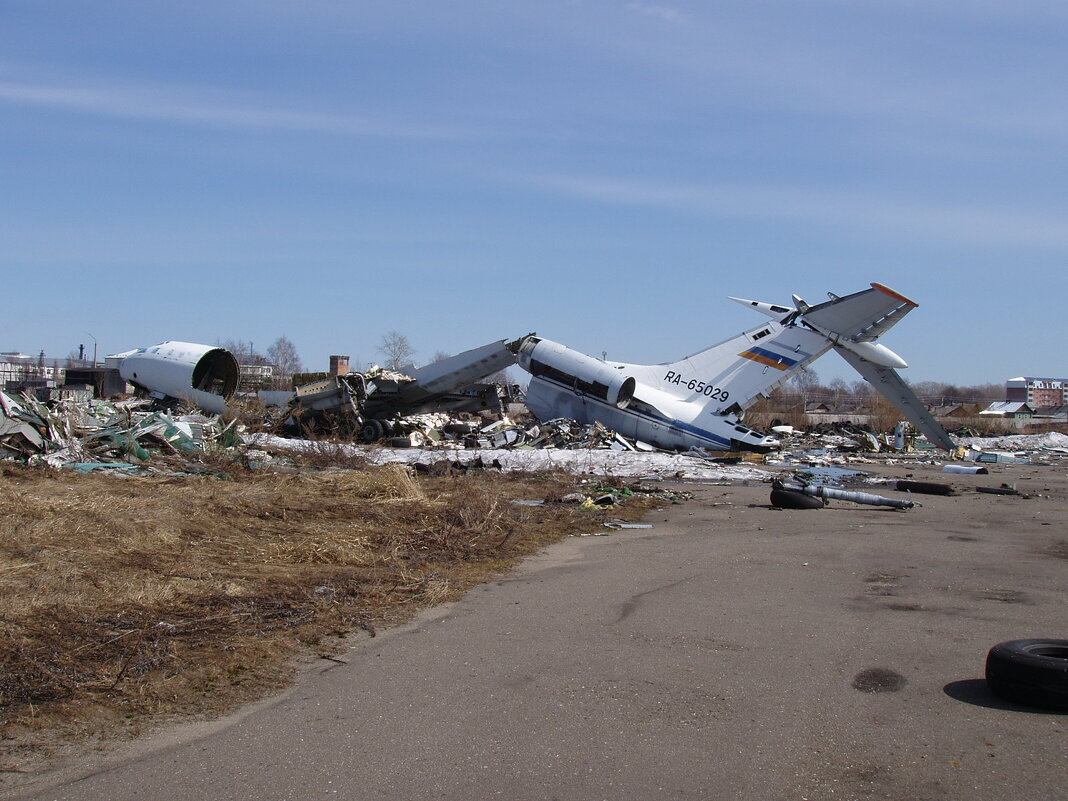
[670,282,954,450]
[794,283,954,450]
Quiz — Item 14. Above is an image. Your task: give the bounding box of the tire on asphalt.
[985,639,1068,710]
[895,480,955,496]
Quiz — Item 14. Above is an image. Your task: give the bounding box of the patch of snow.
[957,431,1068,451]
[248,434,772,482]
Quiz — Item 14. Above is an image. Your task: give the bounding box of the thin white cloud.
[517,172,1068,250]
[571,5,1068,146]
[798,0,1068,22]
[626,3,684,22]
[0,80,470,140]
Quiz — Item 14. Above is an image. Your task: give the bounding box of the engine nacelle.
[517,337,636,409]
[119,341,240,414]
[839,339,908,369]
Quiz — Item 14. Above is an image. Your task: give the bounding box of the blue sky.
[3,1,1066,386]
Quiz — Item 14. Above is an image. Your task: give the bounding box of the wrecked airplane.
[511,282,955,453]
[114,283,953,454]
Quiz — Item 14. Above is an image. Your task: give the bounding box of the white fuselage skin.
[518,337,780,452]
[119,341,239,414]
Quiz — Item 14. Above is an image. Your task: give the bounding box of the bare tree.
[828,376,850,404]
[218,339,268,365]
[377,331,416,371]
[267,335,304,377]
[790,365,820,394]
[432,350,451,363]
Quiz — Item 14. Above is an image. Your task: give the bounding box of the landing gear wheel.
[359,419,386,443]
[985,639,1068,710]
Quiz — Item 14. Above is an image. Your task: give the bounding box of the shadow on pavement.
[943,679,1068,715]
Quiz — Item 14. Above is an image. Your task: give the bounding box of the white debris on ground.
[248,434,773,482]
[955,431,1068,452]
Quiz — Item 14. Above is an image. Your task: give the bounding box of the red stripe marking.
[871,282,917,307]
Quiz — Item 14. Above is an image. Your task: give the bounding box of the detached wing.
[802,283,917,342]
[836,348,955,451]
[403,339,518,398]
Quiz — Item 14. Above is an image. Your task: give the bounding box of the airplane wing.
[401,338,519,399]
[802,283,917,342]
[835,348,956,451]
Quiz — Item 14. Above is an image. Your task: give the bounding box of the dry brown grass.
[0,463,651,770]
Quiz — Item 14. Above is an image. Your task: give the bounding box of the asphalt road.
[6,462,1067,800]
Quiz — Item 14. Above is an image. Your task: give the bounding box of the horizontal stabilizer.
[728,297,795,320]
[802,283,916,342]
[835,347,955,451]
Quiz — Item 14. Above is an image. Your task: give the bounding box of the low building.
[63,367,129,398]
[1032,405,1068,424]
[0,353,63,389]
[239,363,274,391]
[980,401,1034,418]
[929,404,981,419]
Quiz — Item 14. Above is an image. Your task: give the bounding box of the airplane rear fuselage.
[514,282,955,453]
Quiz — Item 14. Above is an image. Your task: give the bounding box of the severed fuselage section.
[515,336,780,452]
[119,341,240,415]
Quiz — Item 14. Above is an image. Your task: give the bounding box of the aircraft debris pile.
[0,389,236,472]
[2,388,771,482]
[956,431,1068,465]
[283,339,523,441]
[370,415,661,453]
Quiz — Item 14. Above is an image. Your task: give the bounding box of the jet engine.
[516,336,635,409]
[119,341,240,414]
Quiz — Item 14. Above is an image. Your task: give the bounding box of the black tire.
[359,419,386,443]
[770,487,825,509]
[388,436,412,448]
[896,480,955,496]
[985,639,1068,710]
